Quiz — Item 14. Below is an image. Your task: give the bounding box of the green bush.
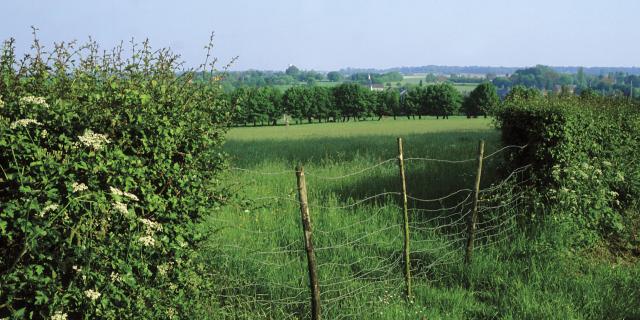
[0,34,230,319]
[496,95,640,247]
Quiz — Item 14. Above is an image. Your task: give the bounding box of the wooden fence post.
[465,140,485,265]
[397,137,412,300]
[296,164,321,320]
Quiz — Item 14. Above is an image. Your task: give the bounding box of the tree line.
[227,82,500,126]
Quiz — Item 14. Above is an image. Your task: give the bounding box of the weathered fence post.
[397,137,412,300]
[295,164,321,320]
[465,140,485,265]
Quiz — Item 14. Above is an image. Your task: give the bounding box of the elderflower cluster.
[20,95,49,108]
[110,186,139,201]
[72,182,88,193]
[139,218,163,233]
[166,307,177,319]
[138,217,162,247]
[157,263,171,276]
[110,271,122,282]
[40,203,59,217]
[139,235,156,247]
[112,201,128,215]
[78,130,111,150]
[84,289,101,301]
[10,118,42,129]
[51,311,68,320]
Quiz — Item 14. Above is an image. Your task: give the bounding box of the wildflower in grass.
[72,182,88,193]
[139,235,155,247]
[10,118,42,129]
[40,203,59,217]
[20,95,49,108]
[84,289,101,301]
[609,190,619,198]
[51,311,68,320]
[72,265,82,273]
[113,201,128,215]
[78,129,110,150]
[40,129,48,138]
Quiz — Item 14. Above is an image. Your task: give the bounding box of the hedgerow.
[496,94,640,247]
[0,32,230,319]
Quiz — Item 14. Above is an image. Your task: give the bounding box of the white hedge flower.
[20,95,49,108]
[51,311,68,320]
[110,271,121,282]
[40,203,59,217]
[139,218,163,234]
[0,96,4,108]
[113,201,128,215]
[139,235,156,247]
[110,186,139,201]
[84,289,101,301]
[72,182,88,193]
[78,130,110,150]
[10,118,42,129]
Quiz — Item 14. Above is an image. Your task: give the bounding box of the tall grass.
[199,117,640,319]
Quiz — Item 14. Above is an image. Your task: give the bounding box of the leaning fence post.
[397,137,412,300]
[295,164,321,320]
[465,140,485,265]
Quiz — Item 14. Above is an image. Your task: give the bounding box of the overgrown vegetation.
[496,94,640,250]
[0,32,230,318]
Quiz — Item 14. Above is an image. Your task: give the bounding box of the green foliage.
[463,82,499,118]
[326,71,343,82]
[0,35,229,318]
[496,95,640,247]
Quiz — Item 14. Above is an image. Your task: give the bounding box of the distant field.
[228,116,494,141]
[398,75,479,94]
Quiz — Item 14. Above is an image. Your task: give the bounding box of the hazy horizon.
[2,0,639,71]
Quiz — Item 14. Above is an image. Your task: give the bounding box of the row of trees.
[227,82,501,126]
[492,65,640,97]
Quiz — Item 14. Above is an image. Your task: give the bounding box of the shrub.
[0,33,230,318]
[496,95,640,247]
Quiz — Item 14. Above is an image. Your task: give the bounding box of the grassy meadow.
[199,117,640,319]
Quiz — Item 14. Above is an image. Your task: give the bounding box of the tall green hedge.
[0,36,230,319]
[496,95,639,246]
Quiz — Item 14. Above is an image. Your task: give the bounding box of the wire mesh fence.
[208,140,530,319]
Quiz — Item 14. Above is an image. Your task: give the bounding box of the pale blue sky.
[2,0,638,71]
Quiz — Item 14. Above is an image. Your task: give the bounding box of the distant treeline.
[225,82,499,126]
[341,65,640,76]
[492,65,640,97]
[217,66,403,90]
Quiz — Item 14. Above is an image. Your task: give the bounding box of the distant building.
[368,83,385,91]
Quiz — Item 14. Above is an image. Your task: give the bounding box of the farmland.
[199,117,640,319]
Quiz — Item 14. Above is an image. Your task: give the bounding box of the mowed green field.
[199,118,640,319]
